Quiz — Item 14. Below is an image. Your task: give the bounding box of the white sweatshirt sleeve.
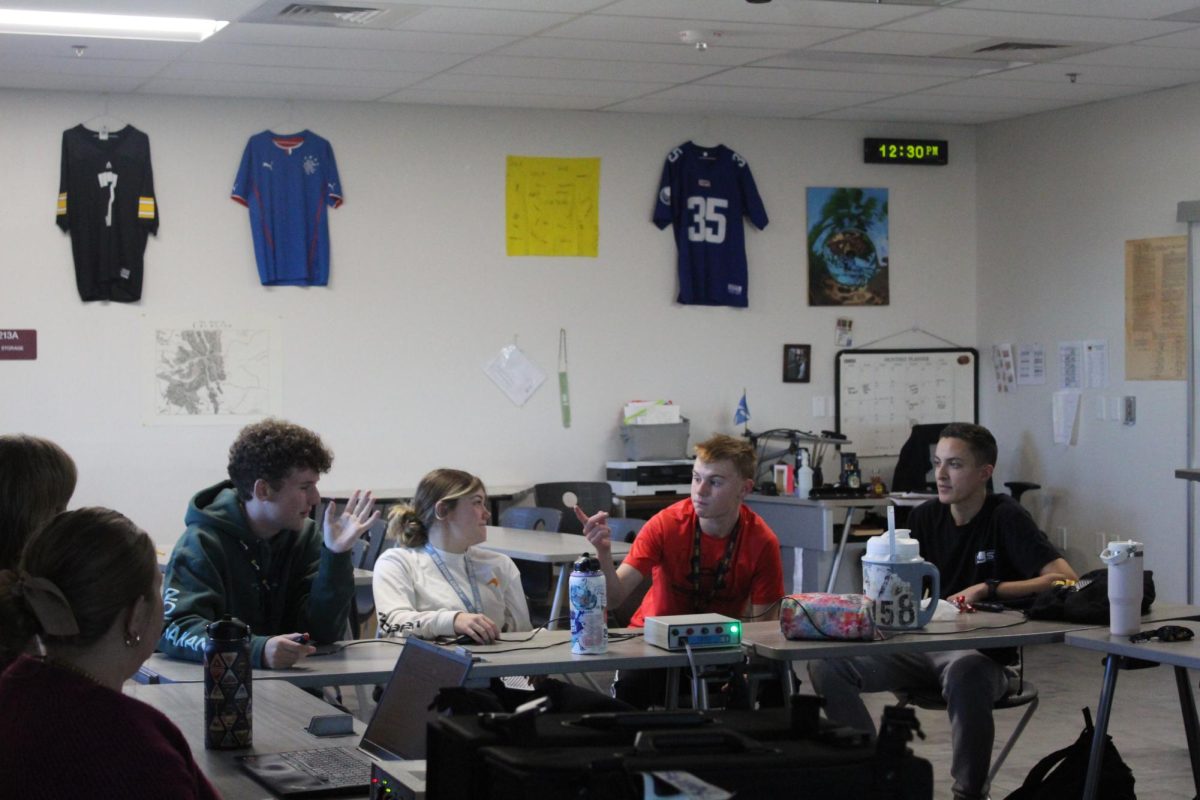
[372,548,459,638]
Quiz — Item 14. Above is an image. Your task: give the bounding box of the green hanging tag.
[558,329,571,428]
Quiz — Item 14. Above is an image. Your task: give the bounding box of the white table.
[742,602,1200,696]
[478,526,632,628]
[138,628,741,710]
[1066,621,1200,800]
[125,679,377,800]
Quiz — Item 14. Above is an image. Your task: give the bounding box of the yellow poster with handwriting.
[506,156,600,257]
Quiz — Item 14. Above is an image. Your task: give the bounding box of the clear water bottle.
[569,554,607,654]
[204,613,253,749]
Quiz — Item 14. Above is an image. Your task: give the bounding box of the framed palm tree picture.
[807,187,889,306]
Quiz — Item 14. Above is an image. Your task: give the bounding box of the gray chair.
[349,515,393,638]
[499,506,562,532]
[498,505,563,623]
[533,482,616,535]
[607,516,646,544]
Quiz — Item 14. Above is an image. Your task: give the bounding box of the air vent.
[277,4,384,25]
[937,38,1102,63]
[242,1,425,28]
[974,41,1070,54]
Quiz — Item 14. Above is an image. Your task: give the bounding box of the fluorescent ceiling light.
[0,8,228,42]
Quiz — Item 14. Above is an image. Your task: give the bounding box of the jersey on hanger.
[232,130,343,286]
[56,124,159,303]
[653,142,768,308]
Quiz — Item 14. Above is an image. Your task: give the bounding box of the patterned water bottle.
[569,554,607,654]
[204,614,253,749]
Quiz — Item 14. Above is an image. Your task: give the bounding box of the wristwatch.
[986,578,1002,601]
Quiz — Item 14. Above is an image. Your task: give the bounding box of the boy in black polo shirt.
[810,423,1076,800]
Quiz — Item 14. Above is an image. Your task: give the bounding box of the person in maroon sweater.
[0,507,220,799]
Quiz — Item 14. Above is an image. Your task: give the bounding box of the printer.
[606,458,693,496]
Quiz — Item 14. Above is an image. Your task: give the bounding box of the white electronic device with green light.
[643,613,741,651]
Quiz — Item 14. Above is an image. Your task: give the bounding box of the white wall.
[977,82,1200,600]
[1,87,978,552]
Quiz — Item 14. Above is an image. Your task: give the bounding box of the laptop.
[239,637,473,797]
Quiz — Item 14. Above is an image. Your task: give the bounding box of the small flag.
[734,391,750,426]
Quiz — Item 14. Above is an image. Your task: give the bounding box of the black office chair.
[892,423,1041,502]
[607,516,646,544]
[498,506,562,531]
[533,482,616,535]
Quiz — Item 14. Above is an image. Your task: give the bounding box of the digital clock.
[864,137,948,166]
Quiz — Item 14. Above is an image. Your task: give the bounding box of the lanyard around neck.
[424,543,482,614]
[689,518,740,612]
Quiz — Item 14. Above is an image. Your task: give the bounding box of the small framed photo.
[783,344,811,383]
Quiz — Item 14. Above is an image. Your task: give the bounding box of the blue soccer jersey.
[232,130,342,286]
[653,142,768,307]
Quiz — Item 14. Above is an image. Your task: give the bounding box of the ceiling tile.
[138,77,385,101]
[883,8,1193,43]
[1057,43,1200,69]
[597,0,931,28]
[696,66,954,93]
[543,15,853,50]
[997,61,1200,86]
[380,88,619,110]
[160,60,425,89]
[496,37,783,67]
[450,54,724,83]
[954,0,1200,19]
[0,53,164,77]
[414,72,670,100]
[392,7,575,36]
[816,105,1011,124]
[216,21,516,53]
[179,41,469,72]
[649,82,889,110]
[924,74,1145,102]
[806,30,992,57]
[865,91,1070,113]
[0,71,146,92]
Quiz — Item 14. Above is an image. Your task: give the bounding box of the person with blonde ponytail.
[373,469,530,643]
[0,508,219,799]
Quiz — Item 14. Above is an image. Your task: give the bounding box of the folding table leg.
[1083,654,1122,800]
[1172,665,1200,798]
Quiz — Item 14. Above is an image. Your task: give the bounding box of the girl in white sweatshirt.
[373,469,530,643]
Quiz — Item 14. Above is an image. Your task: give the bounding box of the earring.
[124,632,141,647]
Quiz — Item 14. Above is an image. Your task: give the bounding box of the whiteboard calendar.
[836,349,978,457]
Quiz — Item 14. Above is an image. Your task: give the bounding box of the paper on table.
[484,344,546,407]
[1052,390,1081,445]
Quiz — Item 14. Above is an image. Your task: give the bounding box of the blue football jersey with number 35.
[653,142,768,307]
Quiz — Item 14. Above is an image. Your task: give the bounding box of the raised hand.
[576,506,611,555]
[322,489,379,554]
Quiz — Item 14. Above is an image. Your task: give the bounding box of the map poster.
[144,317,282,425]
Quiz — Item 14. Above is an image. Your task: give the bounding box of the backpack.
[1004,707,1135,800]
[1027,568,1155,624]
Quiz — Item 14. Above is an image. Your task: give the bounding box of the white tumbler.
[1099,540,1144,636]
